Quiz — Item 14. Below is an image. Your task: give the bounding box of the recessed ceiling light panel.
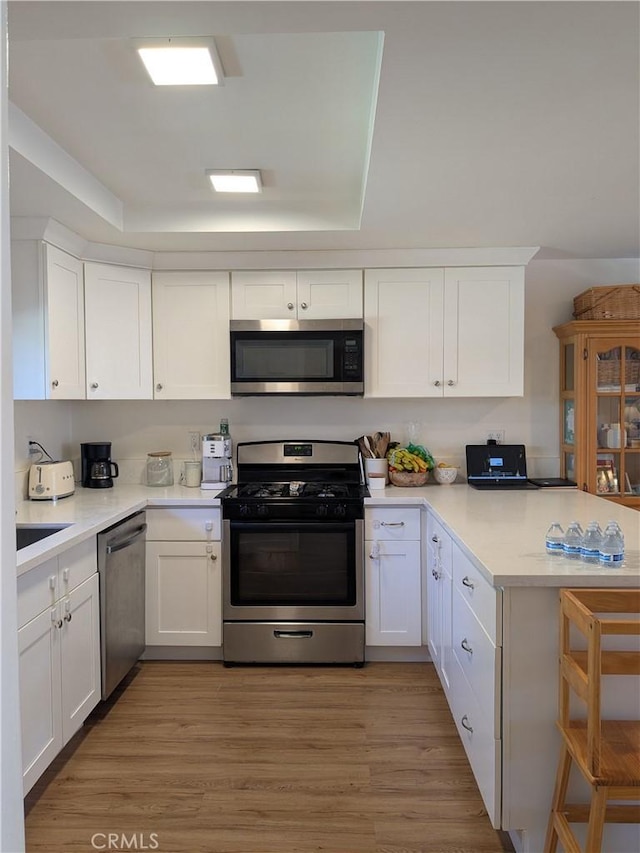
[207,170,263,193]
[135,37,224,86]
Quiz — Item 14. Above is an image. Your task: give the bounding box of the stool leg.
[585,786,607,852]
[544,743,573,853]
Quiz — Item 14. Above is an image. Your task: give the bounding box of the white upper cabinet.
[443,267,524,397]
[231,269,363,320]
[12,242,86,400]
[84,263,153,399]
[152,271,230,399]
[364,266,524,398]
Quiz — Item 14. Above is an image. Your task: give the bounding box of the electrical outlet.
[27,436,38,457]
[188,431,201,455]
[486,430,505,444]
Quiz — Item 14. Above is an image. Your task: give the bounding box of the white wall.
[1,1,27,849]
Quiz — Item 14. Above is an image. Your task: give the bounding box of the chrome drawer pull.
[461,715,473,733]
[64,612,72,623]
[462,576,475,589]
[274,630,313,639]
[461,638,473,654]
[381,521,405,527]
[431,534,439,543]
[432,569,440,580]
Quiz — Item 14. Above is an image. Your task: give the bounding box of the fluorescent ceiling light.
[136,38,223,86]
[207,170,263,193]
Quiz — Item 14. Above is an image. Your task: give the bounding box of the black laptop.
[466,444,540,490]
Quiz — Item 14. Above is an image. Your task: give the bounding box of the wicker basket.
[389,470,429,487]
[573,284,640,320]
[597,358,640,388]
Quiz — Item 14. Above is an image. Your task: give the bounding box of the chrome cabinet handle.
[461,715,473,733]
[210,553,217,561]
[52,379,59,388]
[287,302,294,310]
[431,534,439,543]
[156,383,163,391]
[64,612,72,623]
[431,568,440,580]
[447,379,455,386]
[300,302,308,309]
[434,380,441,387]
[462,576,475,589]
[381,521,405,527]
[461,638,473,654]
[90,382,99,389]
[51,611,63,629]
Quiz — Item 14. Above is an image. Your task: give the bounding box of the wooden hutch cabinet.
[554,320,640,509]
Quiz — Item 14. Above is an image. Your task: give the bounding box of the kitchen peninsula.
[16,483,639,853]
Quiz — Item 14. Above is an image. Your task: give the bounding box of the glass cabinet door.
[594,343,640,500]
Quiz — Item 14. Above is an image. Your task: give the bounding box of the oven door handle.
[273,630,314,639]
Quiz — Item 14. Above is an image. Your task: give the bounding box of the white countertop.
[366,482,640,587]
[15,481,639,587]
[15,484,223,576]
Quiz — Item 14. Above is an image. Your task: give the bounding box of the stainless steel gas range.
[220,440,368,665]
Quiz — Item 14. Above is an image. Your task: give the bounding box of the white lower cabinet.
[425,509,502,829]
[145,508,222,648]
[365,507,422,646]
[18,540,100,794]
[425,512,453,695]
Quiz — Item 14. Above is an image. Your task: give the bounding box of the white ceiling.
[7,1,640,259]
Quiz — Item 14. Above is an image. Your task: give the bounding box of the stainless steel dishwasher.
[98,511,147,699]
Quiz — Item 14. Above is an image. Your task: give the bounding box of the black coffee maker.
[81,442,119,488]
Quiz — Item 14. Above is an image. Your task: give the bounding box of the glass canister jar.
[146,451,174,487]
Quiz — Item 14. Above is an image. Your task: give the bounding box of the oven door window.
[232,332,336,381]
[230,522,356,606]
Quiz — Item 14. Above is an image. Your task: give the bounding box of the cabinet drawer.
[18,539,98,629]
[449,653,501,828]
[452,586,501,736]
[145,507,221,541]
[17,557,59,628]
[365,507,421,541]
[57,539,96,596]
[452,544,501,644]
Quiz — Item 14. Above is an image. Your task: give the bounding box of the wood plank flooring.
[25,662,511,853]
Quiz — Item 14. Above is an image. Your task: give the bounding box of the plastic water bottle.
[599,524,625,566]
[580,522,602,564]
[606,520,624,546]
[563,522,583,560]
[545,522,565,556]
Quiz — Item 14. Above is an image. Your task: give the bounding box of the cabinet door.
[60,575,101,744]
[443,267,524,397]
[231,271,297,320]
[84,263,153,399]
[152,271,230,399]
[18,607,62,794]
[12,241,85,399]
[426,514,453,693]
[366,539,421,646]
[146,541,222,646]
[45,244,86,399]
[364,268,445,397]
[297,270,362,319]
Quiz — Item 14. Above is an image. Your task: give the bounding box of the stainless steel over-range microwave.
[230,319,364,396]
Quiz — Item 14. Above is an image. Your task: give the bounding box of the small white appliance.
[29,461,75,500]
[201,433,233,490]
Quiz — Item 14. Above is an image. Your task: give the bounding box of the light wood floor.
[25,662,511,853]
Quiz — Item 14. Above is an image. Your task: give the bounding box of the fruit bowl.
[433,466,457,485]
[389,470,429,487]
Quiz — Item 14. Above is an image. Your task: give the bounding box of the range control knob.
[239,504,251,518]
[316,504,329,518]
[256,504,269,518]
[334,504,347,518]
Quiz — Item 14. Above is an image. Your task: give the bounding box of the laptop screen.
[466,444,529,482]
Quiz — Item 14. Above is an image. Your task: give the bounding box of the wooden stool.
[544,588,640,853]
